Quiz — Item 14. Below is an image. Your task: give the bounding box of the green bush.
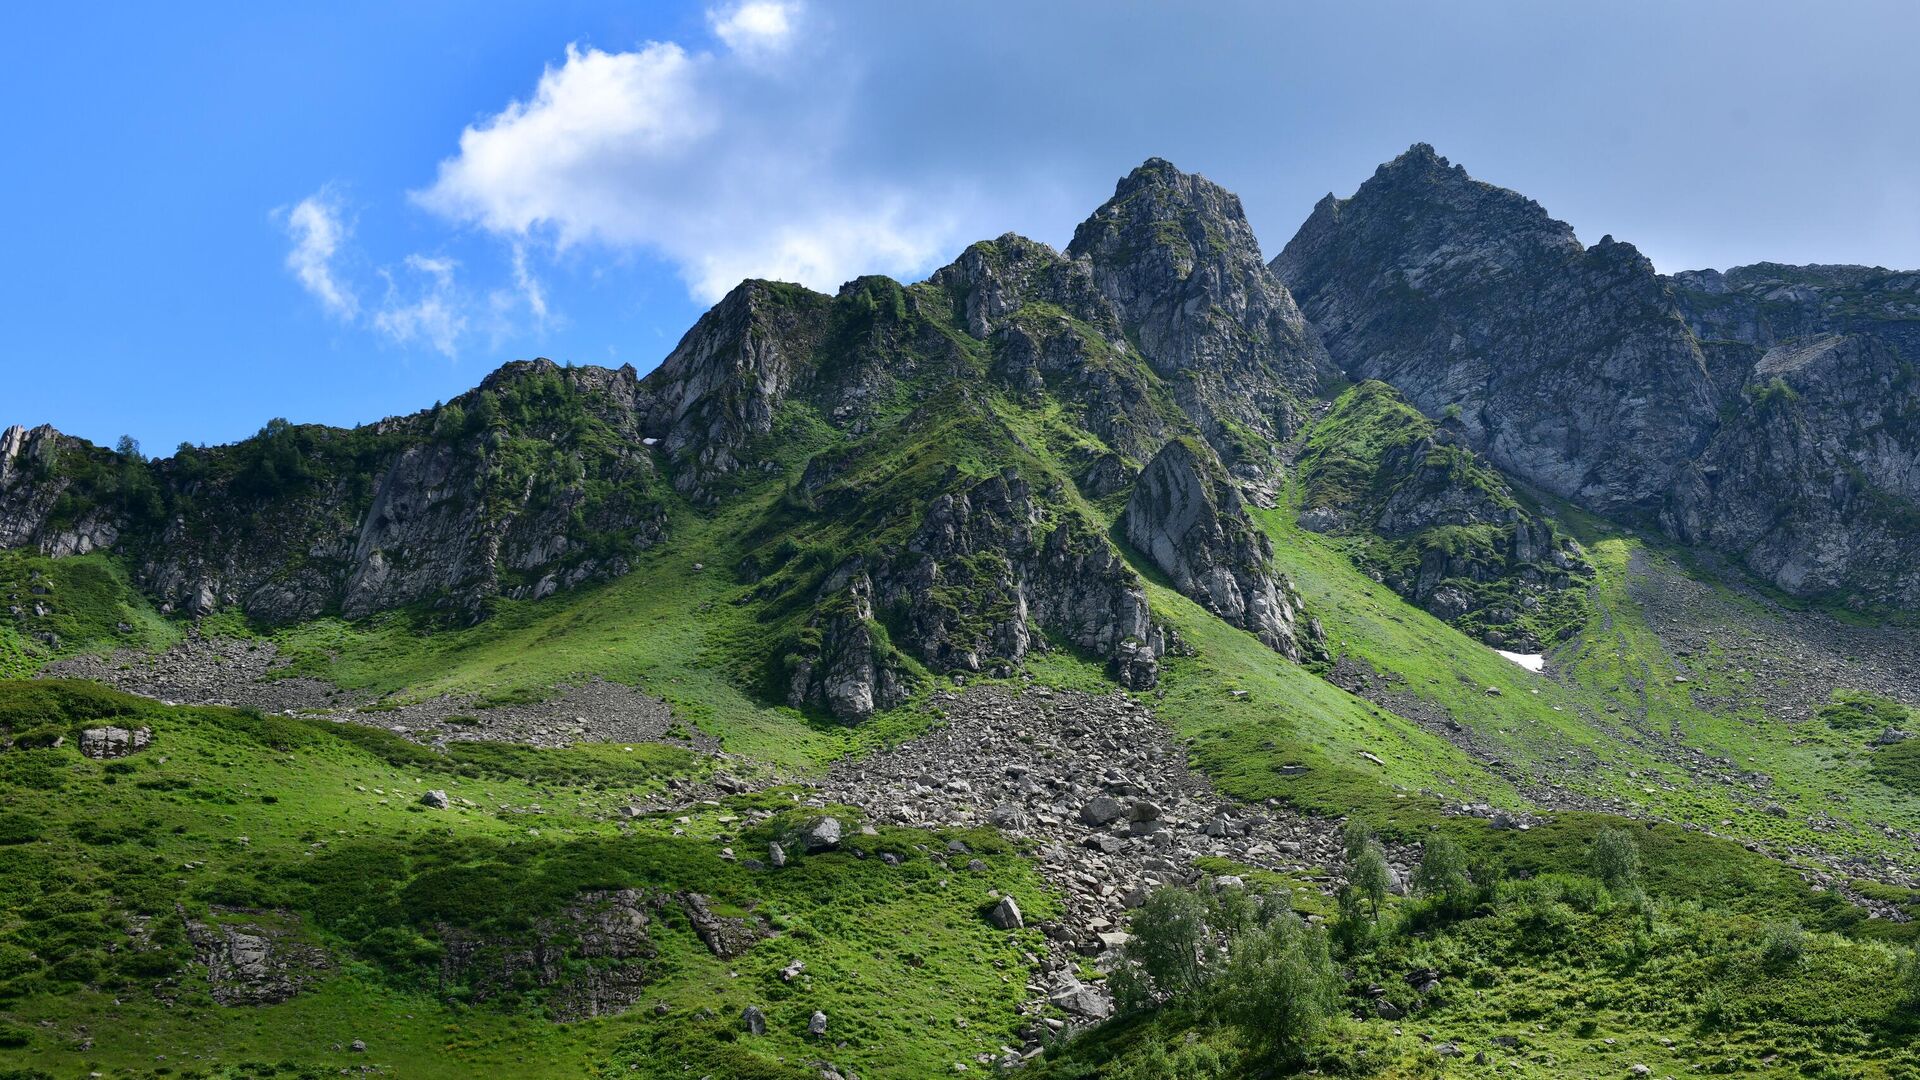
[1761,919,1806,970]
[1115,888,1212,1008]
[1212,913,1340,1067]
[1591,826,1642,890]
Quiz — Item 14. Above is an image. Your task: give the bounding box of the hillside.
[2,146,1919,1080]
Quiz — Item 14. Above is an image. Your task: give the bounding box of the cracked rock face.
[1123,439,1320,660]
[1275,143,1720,519]
[78,725,151,759]
[185,911,332,1006]
[1069,157,1331,487]
[1669,333,1920,604]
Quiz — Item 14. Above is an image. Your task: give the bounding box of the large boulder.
[1123,439,1321,660]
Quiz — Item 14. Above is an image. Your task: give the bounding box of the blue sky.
[6,1,1918,453]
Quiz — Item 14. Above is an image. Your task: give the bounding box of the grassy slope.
[0,551,177,679]
[0,683,1058,1080]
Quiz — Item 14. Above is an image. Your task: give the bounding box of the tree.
[1118,887,1213,1005]
[1413,835,1473,914]
[1214,913,1340,1066]
[114,435,142,461]
[1591,827,1642,890]
[1351,841,1391,921]
[1341,818,1373,864]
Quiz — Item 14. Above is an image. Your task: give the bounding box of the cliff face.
[1276,144,1920,608]
[1274,144,1720,518]
[1,361,669,624]
[1670,333,1920,603]
[1123,438,1321,661]
[1069,159,1332,497]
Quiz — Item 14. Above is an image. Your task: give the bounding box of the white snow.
[1495,649,1545,672]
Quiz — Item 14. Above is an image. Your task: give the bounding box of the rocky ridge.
[1274,143,1920,608]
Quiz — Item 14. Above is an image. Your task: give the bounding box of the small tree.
[1591,827,1642,890]
[1352,840,1391,921]
[1341,818,1373,864]
[1413,835,1473,914]
[1214,913,1340,1066]
[1760,919,1805,971]
[114,434,142,461]
[1119,887,1213,1004]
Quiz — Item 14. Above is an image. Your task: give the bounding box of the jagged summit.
[1067,156,1330,490]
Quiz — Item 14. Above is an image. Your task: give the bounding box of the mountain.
[1275,143,1920,607]
[4,147,1920,1079]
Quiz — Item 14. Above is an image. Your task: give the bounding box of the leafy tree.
[1413,835,1473,914]
[1213,913,1340,1066]
[113,435,142,461]
[1117,887,1213,1006]
[1591,826,1642,890]
[1351,840,1391,921]
[1341,818,1373,864]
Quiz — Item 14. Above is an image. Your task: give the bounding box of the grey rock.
[1123,439,1321,660]
[419,789,450,810]
[742,1005,767,1036]
[987,895,1024,930]
[78,725,151,760]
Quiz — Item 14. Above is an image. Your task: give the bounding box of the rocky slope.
[1068,158,1333,497]
[1,361,670,624]
[1275,143,1920,608]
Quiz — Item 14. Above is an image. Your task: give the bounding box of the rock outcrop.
[1069,158,1331,493]
[185,910,332,1006]
[1275,144,1719,517]
[1277,143,1920,607]
[1295,382,1589,648]
[1123,439,1320,660]
[438,888,658,1021]
[784,467,1170,721]
[1,361,670,624]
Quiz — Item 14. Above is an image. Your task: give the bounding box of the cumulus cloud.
[413,3,964,303]
[282,192,357,318]
[373,255,467,358]
[708,1,799,57]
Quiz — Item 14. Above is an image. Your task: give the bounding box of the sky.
[5,0,1918,453]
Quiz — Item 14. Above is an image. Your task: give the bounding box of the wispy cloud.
[413,1,964,303]
[510,242,548,321]
[281,192,357,318]
[372,254,467,358]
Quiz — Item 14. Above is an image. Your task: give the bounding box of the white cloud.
[282,192,356,318]
[708,1,799,57]
[510,242,548,321]
[373,254,467,358]
[414,4,965,304]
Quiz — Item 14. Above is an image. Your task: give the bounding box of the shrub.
[1760,919,1805,970]
[1351,841,1391,920]
[1591,827,1642,890]
[1213,913,1340,1066]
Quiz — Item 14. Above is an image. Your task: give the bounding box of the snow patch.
[1495,649,1544,672]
